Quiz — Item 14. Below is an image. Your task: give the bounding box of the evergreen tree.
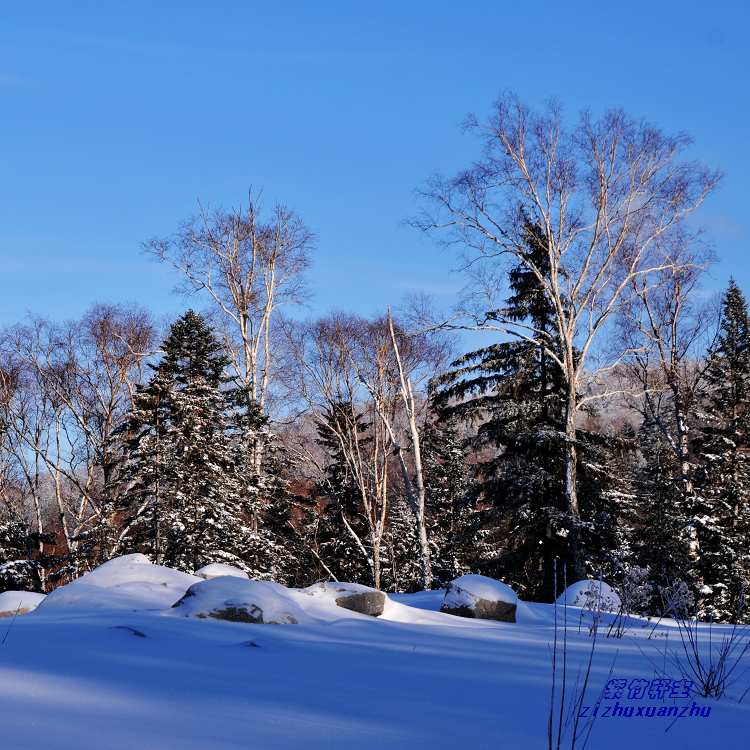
[115,311,250,572]
[420,415,473,585]
[229,390,308,584]
[600,422,640,573]
[0,516,41,592]
[692,280,750,621]
[382,498,422,592]
[434,220,620,600]
[576,426,635,585]
[381,414,474,593]
[631,421,694,613]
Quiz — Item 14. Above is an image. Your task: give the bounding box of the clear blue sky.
[1,1,748,326]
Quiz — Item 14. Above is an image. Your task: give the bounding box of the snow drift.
[3,555,747,749]
[194,562,250,580]
[0,590,45,616]
[555,579,621,612]
[35,554,200,613]
[171,576,306,624]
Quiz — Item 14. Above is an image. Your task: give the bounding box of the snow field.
[1,557,748,749]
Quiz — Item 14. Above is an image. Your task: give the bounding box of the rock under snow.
[555,579,621,612]
[194,563,249,581]
[303,582,387,617]
[0,590,46,617]
[36,554,200,613]
[171,577,305,624]
[441,574,518,623]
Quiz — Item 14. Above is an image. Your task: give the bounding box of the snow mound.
[0,590,46,616]
[443,574,518,609]
[194,563,249,580]
[36,554,200,614]
[171,577,306,624]
[555,579,621,612]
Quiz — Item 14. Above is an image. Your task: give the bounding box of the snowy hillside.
[1,557,749,749]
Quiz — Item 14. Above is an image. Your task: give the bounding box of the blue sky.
[1,1,748,326]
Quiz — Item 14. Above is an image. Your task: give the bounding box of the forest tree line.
[1,95,748,623]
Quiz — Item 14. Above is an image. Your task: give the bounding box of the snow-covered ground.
[1,557,749,749]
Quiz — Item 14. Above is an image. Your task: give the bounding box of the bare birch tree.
[285,311,447,589]
[144,192,313,416]
[0,306,154,572]
[350,311,449,589]
[286,313,391,588]
[617,239,717,556]
[416,94,719,573]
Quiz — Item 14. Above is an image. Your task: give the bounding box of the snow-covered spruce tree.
[419,414,473,586]
[433,220,622,600]
[599,422,645,583]
[432,220,567,600]
[575,426,634,581]
[115,311,252,573]
[631,421,695,613]
[108,362,172,560]
[382,498,422,592]
[0,516,41,592]
[314,500,371,585]
[228,388,310,584]
[691,280,750,621]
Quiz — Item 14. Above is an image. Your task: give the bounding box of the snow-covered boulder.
[0,590,46,617]
[440,574,518,622]
[194,563,249,581]
[303,582,387,617]
[555,579,621,612]
[36,554,200,613]
[171,577,305,624]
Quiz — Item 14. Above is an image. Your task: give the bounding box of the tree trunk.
[564,376,585,580]
[372,534,381,590]
[407,398,432,590]
[392,441,432,590]
[386,312,432,589]
[564,376,579,519]
[672,385,699,560]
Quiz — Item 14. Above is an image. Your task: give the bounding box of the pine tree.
[576,426,635,584]
[0,516,41,592]
[692,280,750,621]
[600,423,640,573]
[434,220,620,600]
[632,421,694,613]
[115,311,249,573]
[382,499,422,592]
[379,414,474,593]
[420,415,473,585]
[229,390,306,584]
[110,364,171,560]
